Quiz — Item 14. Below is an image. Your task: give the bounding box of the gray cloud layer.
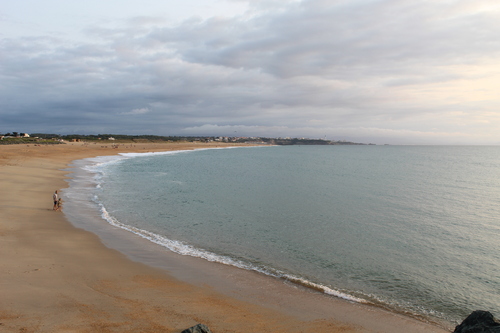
[2,0,500,144]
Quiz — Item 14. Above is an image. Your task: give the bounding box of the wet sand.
[0,141,451,332]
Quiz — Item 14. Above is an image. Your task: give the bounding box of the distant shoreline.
[0,133,370,146]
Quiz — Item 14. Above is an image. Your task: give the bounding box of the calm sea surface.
[64,145,500,324]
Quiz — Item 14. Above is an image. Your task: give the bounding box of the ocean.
[62,145,500,325]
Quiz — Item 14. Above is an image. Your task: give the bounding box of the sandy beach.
[0,142,451,333]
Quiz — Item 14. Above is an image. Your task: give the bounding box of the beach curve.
[0,141,451,332]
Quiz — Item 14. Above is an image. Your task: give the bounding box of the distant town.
[0,132,371,145]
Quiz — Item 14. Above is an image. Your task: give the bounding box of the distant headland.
[1,132,371,146]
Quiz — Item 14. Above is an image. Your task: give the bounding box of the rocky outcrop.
[181,323,212,333]
[453,311,500,333]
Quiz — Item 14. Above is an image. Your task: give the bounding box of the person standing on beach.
[53,190,58,210]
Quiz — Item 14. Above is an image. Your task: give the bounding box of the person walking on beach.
[56,198,62,211]
[53,190,59,210]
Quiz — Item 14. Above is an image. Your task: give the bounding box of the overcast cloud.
[1,0,500,144]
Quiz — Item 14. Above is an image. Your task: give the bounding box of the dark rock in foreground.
[454,310,500,333]
[181,323,212,333]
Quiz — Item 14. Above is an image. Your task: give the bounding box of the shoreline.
[0,142,452,332]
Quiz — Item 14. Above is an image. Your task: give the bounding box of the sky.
[1,0,500,144]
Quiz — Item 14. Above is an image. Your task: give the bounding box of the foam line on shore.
[97,199,369,304]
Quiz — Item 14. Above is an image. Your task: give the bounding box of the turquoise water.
[69,145,500,324]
